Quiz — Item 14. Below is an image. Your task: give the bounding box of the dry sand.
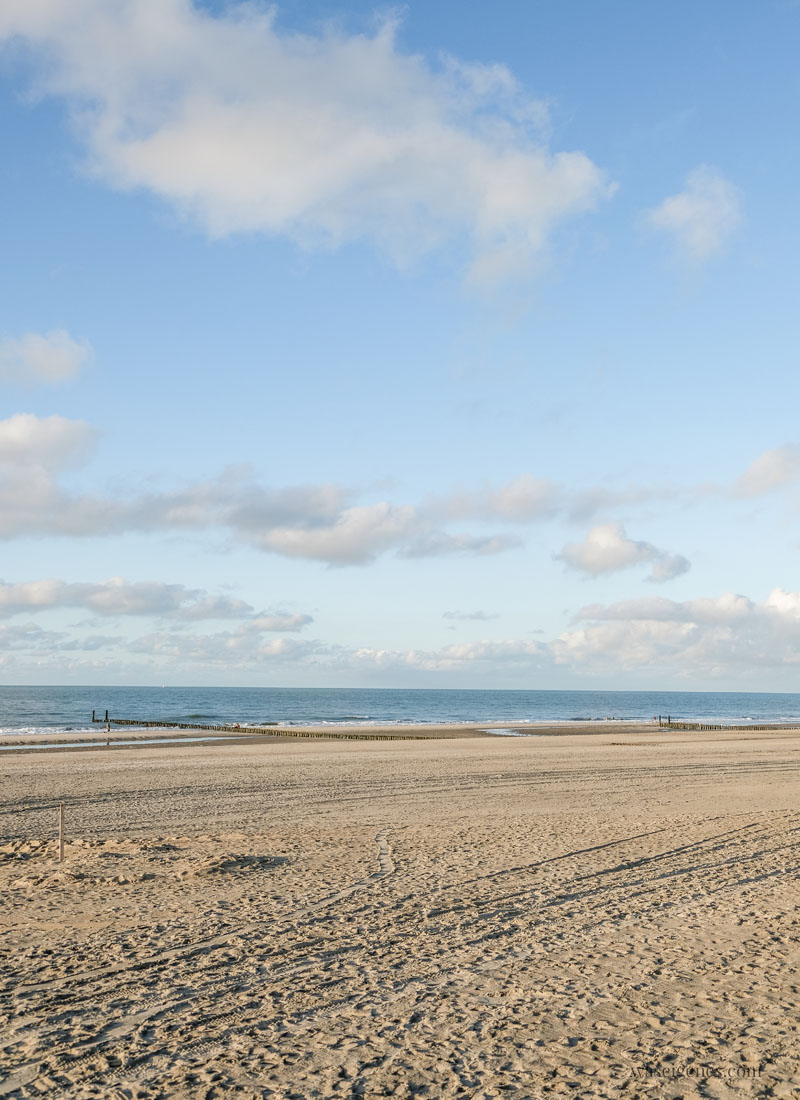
[2,725,800,1099]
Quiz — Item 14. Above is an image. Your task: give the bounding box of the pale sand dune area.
[2,728,800,1099]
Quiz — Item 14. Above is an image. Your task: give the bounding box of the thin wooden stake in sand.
[58,802,64,863]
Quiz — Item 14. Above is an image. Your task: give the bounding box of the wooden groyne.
[91,712,436,742]
[657,716,799,732]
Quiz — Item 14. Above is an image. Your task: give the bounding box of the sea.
[2,685,800,736]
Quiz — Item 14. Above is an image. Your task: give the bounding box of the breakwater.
[92,713,437,741]
[658,717,798,731]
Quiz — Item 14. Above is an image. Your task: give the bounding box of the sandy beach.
[2,725,800,1098]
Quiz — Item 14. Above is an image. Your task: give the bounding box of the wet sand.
[0,720,668,753]
[2,727,800,1098]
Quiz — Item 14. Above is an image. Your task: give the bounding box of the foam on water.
[482,728,539,737]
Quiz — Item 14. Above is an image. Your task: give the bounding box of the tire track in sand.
[0,828,396,1099]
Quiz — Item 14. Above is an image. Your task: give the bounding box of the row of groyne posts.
[657,715,794,732]
[91,711,435,742]
[92,712,796,739]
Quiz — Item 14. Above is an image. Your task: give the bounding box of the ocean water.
[2,685,800,736]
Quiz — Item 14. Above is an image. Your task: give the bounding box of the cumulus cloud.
[0,415,345,545]
[0,429,662,556]
[0,575,314,628]
[0,330,92,384]
[5,584,800,682]
[0,577,248,620]
[646,553,692,583]
[0,0,612,281]
[2,413,797,569]
[352,638,547,673]
[575,592,754,625]
[257,503,420,565]
[553,588,800,677]
[129,628,325,666]
[557,523,690,582]
[559,523,654,575]
[575,596,687,623]
[139,475,348,535]
[100,587,800,677]
[0,616,546,674]
[0,419,522,564]
[0,412,97,472]
[645,166,742,262]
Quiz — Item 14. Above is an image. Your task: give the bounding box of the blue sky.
[1,0,799,688]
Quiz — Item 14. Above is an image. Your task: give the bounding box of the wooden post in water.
[58,802,64,863]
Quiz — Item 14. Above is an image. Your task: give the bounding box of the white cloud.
[647,553,692,583]
[2,414,797,570]
[352,638,547,673]
[763,588,800,619]
[129,628,324,666]
[257,503,420,565]
[559,523,653,574]
[645,166,742,262]
[139,475,348,534]
[553,588,800,677]
[0,429,661,556]
[0,412,97,471]
[553,619,696,673]
[575,596,688,623]
[0,422,520,563]
[576,592,753,625]
[0,577,229,619]
[0,414,120,539]
[4,584,800,682]
[557,523,690,582]
[0,330,92,383]
[0,0,612,281]
[733,445,800,498]
[684,592,758,623]
[0,575,314,626]
[168,595,258,621]
[249,612,314,632]
[38,627,549,676]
